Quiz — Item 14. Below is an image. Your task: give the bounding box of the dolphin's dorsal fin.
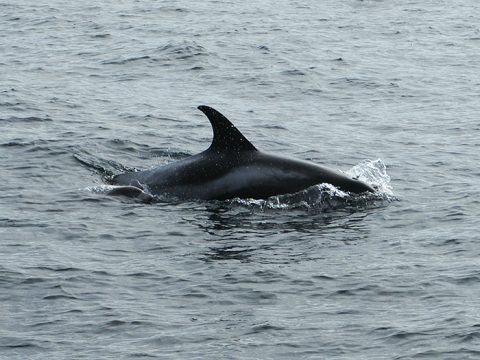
[198,105,257,152]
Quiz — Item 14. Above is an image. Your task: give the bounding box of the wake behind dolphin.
[111,106,374,200]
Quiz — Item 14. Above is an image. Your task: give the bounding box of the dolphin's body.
[111,106,374,200]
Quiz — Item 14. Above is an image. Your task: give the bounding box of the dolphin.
[111,105,374,200]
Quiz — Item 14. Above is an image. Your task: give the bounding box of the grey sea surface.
[1,1,479,359]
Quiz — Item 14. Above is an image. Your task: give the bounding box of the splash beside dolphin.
[111,106,374,200]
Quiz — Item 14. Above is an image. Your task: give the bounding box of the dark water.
[1,1,480,359]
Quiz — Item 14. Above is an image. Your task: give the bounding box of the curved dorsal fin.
[198,105,257,152]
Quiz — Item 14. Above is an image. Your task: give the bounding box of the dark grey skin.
[111,106,374,200]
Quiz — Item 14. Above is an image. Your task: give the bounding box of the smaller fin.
[198,105,257,152]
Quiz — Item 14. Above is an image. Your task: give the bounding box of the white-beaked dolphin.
[111,106,374,200]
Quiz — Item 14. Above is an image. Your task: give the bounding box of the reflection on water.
[194,198,377,264]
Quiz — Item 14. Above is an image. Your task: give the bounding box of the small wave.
[156,5,188,13]
[245,322,285,334]
[101,41,209,66]
[155,41,209,60]
[101,55,151,65]
[281,69,306,76]
[1,341,45,350]
[229,184,381,211]
[73,151,126,178]
[347,159,394,196]
[330,77,382,89]
[0,116,52,123]
[86,185,155,203]
[105,138,191,159]
[85,184,129,194]
[91,33,110,39]
[20,277,48,285]
[42,294,78,300]
[1,140,36,148]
